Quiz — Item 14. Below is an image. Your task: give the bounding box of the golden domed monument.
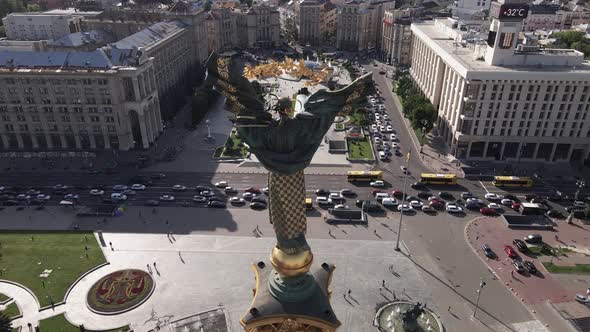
[205,53,372,332]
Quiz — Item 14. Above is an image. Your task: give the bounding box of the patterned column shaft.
[268,170,307,254]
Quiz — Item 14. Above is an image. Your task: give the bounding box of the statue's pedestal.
[240,262,341,331]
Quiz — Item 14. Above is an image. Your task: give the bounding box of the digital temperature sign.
[490,3,529,20]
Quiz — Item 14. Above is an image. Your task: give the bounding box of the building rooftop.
[411,20,590,79]
[0,50,114,70]
[112,20,188,50]
[48,30,115,48]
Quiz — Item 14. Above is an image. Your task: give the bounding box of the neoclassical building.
[0,49,162,151]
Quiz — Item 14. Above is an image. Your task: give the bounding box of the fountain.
[374,301,444,332]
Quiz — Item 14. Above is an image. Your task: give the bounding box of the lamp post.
[205,119,211,139]
[395,151,411,251]
[473,278,486,318]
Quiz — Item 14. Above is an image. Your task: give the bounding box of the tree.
[395,76,413,98]
[401,93,424,117]
[0,311,12,332]
[411,103,436,133]
[204,1,211,11]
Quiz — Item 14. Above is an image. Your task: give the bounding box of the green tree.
[0,311,12,332]
[204,1,212,11]
[395,76,413,98]
[401,93,424,117]
[411,103,436,132]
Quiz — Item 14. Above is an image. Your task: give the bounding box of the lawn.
[413,127,429,146]
[220,131,248,158]
[0,293,9,303]
[347,110,366,126]
[39,314,130,332]
[542,262,590,274]
[527,244,571,256]
[0,232,106,307]
[2,302,20,319]
[348,138,374,160]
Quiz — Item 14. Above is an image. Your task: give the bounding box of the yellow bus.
[347,171,383,182]
[420,173,457,185]
[493,176,533,188]
[305,198,313,210]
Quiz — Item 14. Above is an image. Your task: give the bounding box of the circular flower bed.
[87,269,155,315]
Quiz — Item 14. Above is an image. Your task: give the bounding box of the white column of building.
[60,134,67,149]
[148,103,159,137]
[549,143,558,161]
[15,134,23,149]
[89,134,96,149]
[532,142,540,159]
[31,134,39,149]
[74,134,82,150]
[138,115,150,149]
[104,133,110,149]
[451,76,466,130]
[143,108,155,142]
[153,100,163,132]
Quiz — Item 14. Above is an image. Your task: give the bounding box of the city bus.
[419,173,457,185]
[492,176,533,188]
[347,171,383,182]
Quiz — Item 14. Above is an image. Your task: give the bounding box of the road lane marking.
[479,181,489,193]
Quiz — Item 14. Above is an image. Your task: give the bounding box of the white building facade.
[410,1,590,164]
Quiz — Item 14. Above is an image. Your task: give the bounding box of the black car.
[417,192,433,199]
[355,199,364,208]
[208,201,226,208]
[363,200,383,212]
[503,194,519,202]
[546,209,564,219]
[250,202,267,210]
[512,239,528,252]
[481,244,495,258]
[195,185,212,192]
[4,200,19,206]
[145,200,160,206]
[438,192,454,200]
[512,259,526,274]
[405,196,420,202]
[252,196,267,204]
[208,196,226,203]
[316,189,330,196]
[523,261,537,273]
[411,182,427,190]
[128,176,152,186]
[525,194,537,201]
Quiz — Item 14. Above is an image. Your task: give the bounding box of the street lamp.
[473,278,486,317]
[395,151,411,251]
[205,119,212,139]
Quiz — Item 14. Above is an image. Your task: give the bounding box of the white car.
[573,200,587,208]
[501,198,513,206]
[386,125,393,132]
[316,196,332,205]
[392,143,400,149]
[111,193,128,201]
[383,114,389,120]
[329,193,344,201]
[390,134,396,141]
[400,166,408,174]
[375,114,381,120]
[371,124,377,130]
[172,185,187,191]
[446,204,464,213]
[382,198,398,207]
[410,200,423,209]
[112,185,127,191]
[159,195,175,202]
[398,204,414,212]
[130,184,146,191]
[488,203,502,210]
[333,204,349,210]
[242,192,255,200]
[375,192,390,201]
[89,189,104,196]
[215,181,228,188]
[370,180,385,187]
[230,197,245,204]
[36,194,51,201]
[484,193,501,200]
[374,137,382,144]
[379,126,386,133]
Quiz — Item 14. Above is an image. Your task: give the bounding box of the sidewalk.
[380,72,465,177]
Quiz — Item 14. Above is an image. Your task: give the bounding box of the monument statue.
[205,53,372,331]
[400,302,425,332]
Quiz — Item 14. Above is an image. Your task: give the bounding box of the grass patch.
[413,127,429,146]
[347,110,366,126]
[0,294,9,303]
[542,262,590,274]
[335,123,345,131]
[0,231,106,307]
[527,244,571,256]
[2,302,20,319]
[39,314,130,332]
[220,131,248,158]
[347,138,374,160]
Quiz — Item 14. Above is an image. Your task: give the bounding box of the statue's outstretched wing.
[299,72,373,118]
[204,52,271,127]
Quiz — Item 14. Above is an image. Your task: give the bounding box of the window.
[92,125,102,133]
[4,124,13,132]
[107,125,116,132]
[500,33,514,48]
[16,115,26,121]
[31,115,40,122]
[90,116,100,122]
[18,124,28,131]
[61,115,70,122]
[105,116,115,123]
[104,107,113,113]
[76,116,85,123]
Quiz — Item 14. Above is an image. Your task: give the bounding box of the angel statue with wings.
[205,53,372,330]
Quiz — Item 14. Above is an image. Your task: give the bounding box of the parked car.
[195,185,212,192]
[481,244,495,258]
[421,205,436,214]
[208,201,226,208]
[340,189,355,196]
[229,197,245,204]
[575,294,589,304]
[391,190,404,198]
[410,200,423,209]
[512,259,526,274]
[397,204,414,212]
[370,180,385,187]
[504,245,518,258]
[438,192,454,200]
[215,181,228,188]
[110,193,127,201]
[130,184,146,191]
[400,166,408,174]
[89,189,104,196]
[461,192,474,199]
[63,194,79,201]
[333,204,350,210]
[224,187,237,194]
[315,189,330,196]
[316,197,332,206]
[501,198,514,206]
[193,196,208,203]
[430,200,445,210]
[479,207,497,215]
[488,203,502,210]
[524,234,543,244]
[200,190,214,197]
[512,239,528,252]
[417,192,433,199]
[251,196,267,204]
[411,182,427,190]
[329,192,345,202]
[546,209,564,219]
[382,198,398,207]
[446,204,463,214]
[208,196,226,203]
[485,193,501,201]
[375,192,390,201]
[511,202,521,210]
[242,192,255,200]
[355,199,365,208]
[523,261,537,273]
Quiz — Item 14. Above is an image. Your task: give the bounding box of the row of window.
[472,118,586,130]
[4,78,109,86]
[3,123,117,133]
[0,106,113,113]
[0,97,112,105]
[471,127,589,138]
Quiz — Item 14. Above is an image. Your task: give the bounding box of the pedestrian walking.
[153,262,157,268]
[165,220,169,226]
[447,305,451,312]
[555,234,559,241]
[348,289,351,296]
[109,241,112,249]
[374,230,377,235]
[382,280,385,287]
[328,229,332,236]
[139,210,142,217]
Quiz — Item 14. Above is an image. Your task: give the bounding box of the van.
[382,198,398,207]
[375,192,390,201]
